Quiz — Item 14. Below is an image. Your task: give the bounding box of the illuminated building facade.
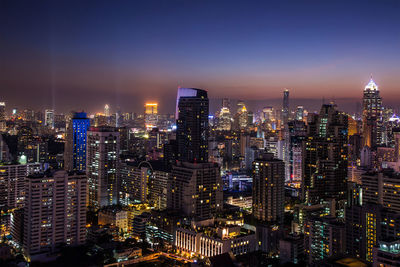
[87,126,120,209]
[0,163,40,210]
[175,225,256,258]
[176,88,209,163]
[362,170,400,212]
[0,102,5,121]
[104,104,110,117]
[302,104,348,212]
[362,79,383,148]
[144,103,158,129]
[64,112,90,171]
[346,203,400,262]
[44,109,54,129]
[252,153,285,224]
[168,161,223,219]
[98,207,128,232]
[305,216,345,265]
[23,170,86,260]
[120,162,149,204]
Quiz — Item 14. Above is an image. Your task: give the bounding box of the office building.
[119,162,149,204]
[346,203,400,262]
[302,104,348,211]
[252,153,285,224]
[0,163,40,210]
[44,109,54,129]
[279,234,304,265]
[64,112,90,171]
[23,170,86,260]
[104,104,110,117]
[168,161,223,219]
[304,216,345,265]
[175,224,256,258]
[0,102,5,121]
[362,78,383,148]
[144,103,158,129]
[282,89,289,127]
[362,170,400,212]
[98,206,128,232]
[176,88,209,163]
[373,240,400,267]
[87,126,120,209]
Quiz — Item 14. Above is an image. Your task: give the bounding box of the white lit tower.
[362,78,383,149]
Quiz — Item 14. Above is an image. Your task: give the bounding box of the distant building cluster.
[0,78,399,265]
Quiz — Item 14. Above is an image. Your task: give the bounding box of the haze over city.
[2,0,400,113]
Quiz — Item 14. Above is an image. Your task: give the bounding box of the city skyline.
[2,1,400,112]
[2,1,400,265]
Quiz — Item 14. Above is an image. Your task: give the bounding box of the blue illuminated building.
[71,112,90,171]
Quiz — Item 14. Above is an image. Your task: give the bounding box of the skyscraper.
[64,112,90,171]
[23,170,86,260]
[44,109,54,129]
[104,104,110,117]
[144,103,158,129]
[0,102,5,121]
[176,88,209,163]
[0,102,5,132]
[282,89,290,181]
[282,89,289,126]
[252,153,285,224]
[168,161,223,219]
[87,126,120,209]
[302,104,348,212]
[0,163,40,210]
[362,78,383,148]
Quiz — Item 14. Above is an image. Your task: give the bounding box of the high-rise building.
[234,100,248,130]
[168,161,223,219]
[176,88,209,163]
[120,161,169,210]
[252,153,285,224]
[145,103,158,115]
[282,89,289,126]
[302,104,348,212]
[346,203,400,262]
[0,102,5,121]
[23,170,86,260]
[362,78,383,149]
[44,109,54,129]
[304,216,345,265]
[288,121,307,184]
[119,162,149,204]
[282,89,290,182]
[144,103,158,129]
[0,163,40,210]
[362,170,400,212]
[104,104,110,117]
[216,99,232,131]
[296,106,304,121]
[64,112,90,171]
[87,126,120,209]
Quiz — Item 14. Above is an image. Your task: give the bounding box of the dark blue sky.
[1,0,400,113]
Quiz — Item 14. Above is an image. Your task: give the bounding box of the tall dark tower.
[176,88,209,163]
[252,153,285,224]
[302,104,348,215]
[282,89,289,127]
[362,78,382,149]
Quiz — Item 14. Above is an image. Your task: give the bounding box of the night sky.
[1,0,400,114]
